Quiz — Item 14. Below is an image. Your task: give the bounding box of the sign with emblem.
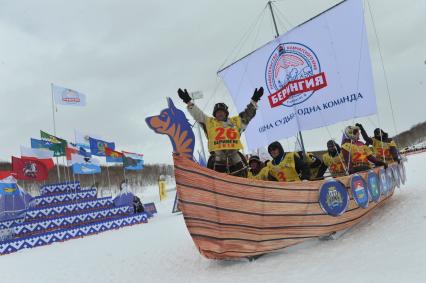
[367,170,381,203]
[350,174,369,209]
[319,180,349,216]
[391,164,401,188]
[399,162,407,185]
[386,167,395,194]
[379,168,389,197]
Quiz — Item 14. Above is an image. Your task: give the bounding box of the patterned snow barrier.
[25,197,113,221]
[0,213,148,255]
[0,218,25,230]
[40,181,82,196]
[12,205,133,237]
[31,188,97,207]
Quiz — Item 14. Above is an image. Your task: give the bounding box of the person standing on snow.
[177,87,264,177]
[355,123,400,163]
[341,125,387,174]
[266,141,310,182]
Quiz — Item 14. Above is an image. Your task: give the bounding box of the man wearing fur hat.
[341,125,387,174]
[177,87,263,177]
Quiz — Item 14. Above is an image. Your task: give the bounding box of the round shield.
[399,162,407,185]
[379,168,389,197]
[391,164,401,188]
[350,174,369,209]
[319,180,349,216]
[386,167,396,194]
[367,170,381,203]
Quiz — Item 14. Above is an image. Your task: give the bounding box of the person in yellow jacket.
[177,87,263,177]
[247,155,276,181]
[320,140,347,177]
[266,141,310,182]
[341,125,387,174]
[355,123,401,163]
[298,151,326,180]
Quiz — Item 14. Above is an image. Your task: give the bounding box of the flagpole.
[50,83,61,182]
[106,164,112,193]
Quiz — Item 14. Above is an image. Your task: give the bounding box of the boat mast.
[267,1,307,154]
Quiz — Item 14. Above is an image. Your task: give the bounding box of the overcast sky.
[0,0,425,164]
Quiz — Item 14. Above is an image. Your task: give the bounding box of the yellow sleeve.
[389,140,397,147]
[364,145,373,155]
[322,153,331,167]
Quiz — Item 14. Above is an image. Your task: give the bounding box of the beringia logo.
[265,42,328,108]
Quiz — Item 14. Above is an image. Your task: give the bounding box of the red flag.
[66,147,79,161]
[20,156,55,170]
[11,156,49,181]
[105,147,123,158]
[0,171,16,179]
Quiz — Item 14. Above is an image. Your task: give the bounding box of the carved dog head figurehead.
[145,98,195,159]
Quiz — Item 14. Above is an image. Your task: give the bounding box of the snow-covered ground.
[1,153,426,283]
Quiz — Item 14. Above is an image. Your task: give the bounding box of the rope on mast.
[366,0,398,136]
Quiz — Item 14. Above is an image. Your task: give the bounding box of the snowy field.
[1,152,426,283]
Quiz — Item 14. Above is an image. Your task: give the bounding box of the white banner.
[20,146,54,159]
[218,0,376,150]
[52,84,87,107]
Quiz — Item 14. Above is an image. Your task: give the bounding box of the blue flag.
[0,183,19,196]
[72,163,101,174]
[89,137,115,156]
[79,146,91,158]
[124,159,144,171]
[31,138,53,149]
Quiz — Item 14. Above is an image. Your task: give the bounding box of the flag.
[66,147,79,165]
[40,130,67,156]
[74,130,102,149]
[71,153,101,174]
[52,84,87,107]
[79,146,91,158]
[20,146,54,170]
[218,0,375,150]
[11,156,49,181]
[20,146,54,159]
[0,171,16,179]
[105,147,123,163]
[0,182,19,196]
[31,138,53,150]
[122,151,144,170]
[89,137,115,156]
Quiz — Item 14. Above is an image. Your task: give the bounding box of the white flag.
[20,146,54,159]
[52,84,87,107]
[218,0,376,150]
[70,153,100,165]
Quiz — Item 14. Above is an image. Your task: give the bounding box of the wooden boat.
[145,0,407,260]
[146,98,405,260]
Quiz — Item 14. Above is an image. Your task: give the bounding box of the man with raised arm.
[355,123,400,163]
[177,87,263,177]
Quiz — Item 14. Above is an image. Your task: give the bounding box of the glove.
[355,123,364,130]
[251,87,264,102]
[177,88,192,104]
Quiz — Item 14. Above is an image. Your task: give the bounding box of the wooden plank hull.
[174,155,394,260]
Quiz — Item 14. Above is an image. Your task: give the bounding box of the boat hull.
[174,155,394,260]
